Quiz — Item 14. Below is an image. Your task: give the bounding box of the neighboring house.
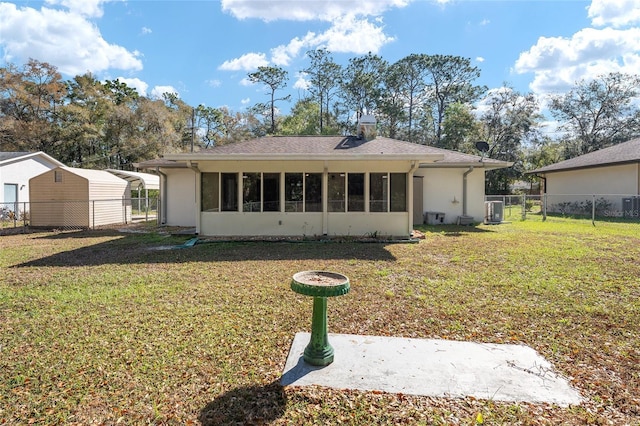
[136,117,511,238]
[528,137,640,217]
[29,167,132,228]
[0,151,65,215]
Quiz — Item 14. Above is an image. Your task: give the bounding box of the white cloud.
[514,27,640,93]
[239,77,254,87]
[588,0,640,28]
[115,77,149,97]
[221,2,398,69]
[206,79,221,88]
[293,73,310,90]
[241,97,250,105]
[44,0,113,18]
[150,85,179,100]
[141,27,152,35]
[475,57,485,63]
[310,15,395,54]
[0,3,142,75]
[218,52,268,71]
[221,0,411,22]
[271,37,306,66]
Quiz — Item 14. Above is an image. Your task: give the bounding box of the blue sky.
[1,0,639,118]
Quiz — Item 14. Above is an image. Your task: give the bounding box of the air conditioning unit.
[622,197,640,218]
[484,201,503,224]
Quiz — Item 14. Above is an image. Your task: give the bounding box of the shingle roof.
[529,137,640,174]
[163,135,509,168]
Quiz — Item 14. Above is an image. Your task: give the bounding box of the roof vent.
[358,114,377,141]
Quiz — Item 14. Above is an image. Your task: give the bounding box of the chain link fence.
[1,198,158,234]
[485,194,640,223]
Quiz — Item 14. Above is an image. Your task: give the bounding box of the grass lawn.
[1,217,639,425]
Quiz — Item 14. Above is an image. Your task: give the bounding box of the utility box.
[425,211,445,225]
[484,201,503,224]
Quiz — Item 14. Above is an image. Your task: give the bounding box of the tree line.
[1,55,639,193]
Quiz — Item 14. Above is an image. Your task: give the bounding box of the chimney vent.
[358,114,377,141]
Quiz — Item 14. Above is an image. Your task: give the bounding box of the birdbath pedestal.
[291,271,350,366]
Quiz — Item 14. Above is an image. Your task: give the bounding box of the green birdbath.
[291,271,350,366]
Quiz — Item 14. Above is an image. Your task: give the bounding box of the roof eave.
[165,153,445,162]
[421,160,513,170]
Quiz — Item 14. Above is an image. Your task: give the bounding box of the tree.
[0,59,66,153]
[377,64,407,139]
[550,72,640,157]
[280,98,321,135]
[440,102,482,152]
[340,53,387,126]
[304,49,342,133]
[389,54,429,142]
[478,86,541,194]
[194,105,225,148]
[247,66,290,134]
[423,55,486,146]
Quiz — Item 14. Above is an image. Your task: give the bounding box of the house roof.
[528,137,640,174]
[106,169,160,190]
[158,136,510,170]
[0,151,65,167]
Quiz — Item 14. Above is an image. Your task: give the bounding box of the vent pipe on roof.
[357,114,377,141]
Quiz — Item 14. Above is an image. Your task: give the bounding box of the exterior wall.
[194,159,416,237]
[165,168,197,227]
[544,164,640,214]
[30,169,90,227]
[163,160,491,235]
[415,167,486,224]
[545,164,638,195]
[0,156,60,205]
[87,181,132,226]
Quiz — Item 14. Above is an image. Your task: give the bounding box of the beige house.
[29,167,132,228]
[137,120,511,238]
[529,137,640,217]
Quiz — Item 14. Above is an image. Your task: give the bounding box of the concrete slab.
[281,333,582,406]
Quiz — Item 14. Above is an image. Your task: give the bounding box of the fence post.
[592,194,596,226]
[543,194,547,221]
[92,200,96,230]
[522,194,526,221]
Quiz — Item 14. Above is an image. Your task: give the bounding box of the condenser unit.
[484,201,503,224]
[622,197,640,218]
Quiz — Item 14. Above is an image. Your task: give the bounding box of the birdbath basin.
[291,271,350,366]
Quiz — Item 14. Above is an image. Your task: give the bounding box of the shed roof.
[159,136,510,170]
[58,167,129,185]
[528,137,640,174]
[106,169,160,190]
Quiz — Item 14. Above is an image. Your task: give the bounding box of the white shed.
[29,167,132,228]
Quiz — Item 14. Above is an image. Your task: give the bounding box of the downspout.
[187,161,201,235]
[407,161,419,235]
[322,161,328,236]
[462,166,474,216]
[156,167,167,225]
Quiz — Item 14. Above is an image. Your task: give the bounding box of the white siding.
[1,156,61,204]
[165,169,197,227]
[546,164,639,195]
[415,167,486,224]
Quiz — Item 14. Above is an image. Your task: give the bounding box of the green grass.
[1,218,639,425]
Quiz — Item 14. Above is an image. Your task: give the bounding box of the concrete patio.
[282,332,583,406]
